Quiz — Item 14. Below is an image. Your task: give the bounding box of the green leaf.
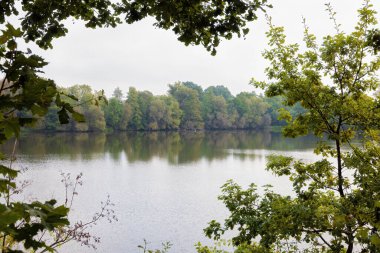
[31,104,48,116]
[371,234,380,246]
[0,165,18,177]
[63,93,79,101]
[7,39,17,50]
[2,119,20,139]
[278,108,292,122]
[0,35,8,44]
[357,227,369,240]
[0,205,22,228]
[71,111,85,122]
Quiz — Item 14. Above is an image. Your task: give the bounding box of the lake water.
[1,131,319,252]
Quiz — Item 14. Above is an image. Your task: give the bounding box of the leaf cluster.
[1,0,270,54]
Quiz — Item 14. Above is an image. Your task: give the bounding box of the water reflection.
[0,131,320,253]
[2,131,318,164]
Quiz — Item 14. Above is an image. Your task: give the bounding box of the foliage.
[38,84,296,131]
[104,98,125,130]
[1,0,270,54]
[126,87,143,130]
[195,240,303,253]
[0,0,271,252]
[263,96,305,126]
[138,239,172,253]
[202,91,231,129]
[204,86,234,101]
[148,96,182,130]
[169,82,204,130]
[205,1,380,253]
[138,91,155,130]
[0,22,105,252]
[233,92,271,129]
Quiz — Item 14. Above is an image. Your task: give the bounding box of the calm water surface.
[2,131,319,253]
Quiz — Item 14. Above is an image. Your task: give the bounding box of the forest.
[32,82,304,132]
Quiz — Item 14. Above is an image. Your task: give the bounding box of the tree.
[183,81,203,98]
[204,1,380,252]
[264,96,305,126]
[204,86,233,101]
[201,91,230,129]
[162,96,182,130]
[169,82,204,130]
[0,0,271,251]
[104,98,125,130]
[148,96,182,130]
[104,88,128,130]
[43,85,107,132]
[148,97,167,130]
[233,92,270,129]
[84,105,106,131]
[127,87,143,130]
[137,90,154,129]
[112,87,124,101]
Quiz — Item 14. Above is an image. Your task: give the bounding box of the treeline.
[32,82,305,132]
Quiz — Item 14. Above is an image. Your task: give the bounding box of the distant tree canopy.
[33,82,305,132]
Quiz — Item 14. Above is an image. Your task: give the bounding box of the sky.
[31,0,380,97]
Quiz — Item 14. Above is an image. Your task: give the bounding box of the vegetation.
[203,1,380,252]
[0,0,270,252]
[32,83,305,132]
[2,0,380,252]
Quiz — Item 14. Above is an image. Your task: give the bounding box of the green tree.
[55,85,106,132]
[205,1,380,252]
[264,96,306,126]
[233,92,270,129]
[37,107,60,131]
[148,97,167,130]
[183,81,203,98]
[162,95,182,130]
[104,87,129,130]
[169,82,204,130]
[204,86,233,101]
[104,98,125,130]
[202,92,230,129]
[137,90,154,129]
[127,87,143,130]
[148,96,182,130]
[85,105,106,131]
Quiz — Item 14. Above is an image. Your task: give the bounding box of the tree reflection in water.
[1,131,318,164]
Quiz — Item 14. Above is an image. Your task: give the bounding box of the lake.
[1,131,319,252]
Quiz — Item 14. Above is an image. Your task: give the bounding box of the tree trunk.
[346,242,353,253]
[336,139,344,197]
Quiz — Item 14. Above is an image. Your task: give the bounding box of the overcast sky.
[32,0,380,97]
